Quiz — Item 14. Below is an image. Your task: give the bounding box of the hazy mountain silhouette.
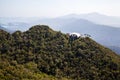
[0,25,12,33]
[61,12,120,27]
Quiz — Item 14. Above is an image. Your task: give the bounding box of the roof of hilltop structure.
[70,32,81,37]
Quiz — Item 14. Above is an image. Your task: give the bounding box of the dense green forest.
[0,25,120,80]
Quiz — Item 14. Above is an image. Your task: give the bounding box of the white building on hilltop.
[70,32,81,38]
[67,32,82,41]
[68,33,91,38]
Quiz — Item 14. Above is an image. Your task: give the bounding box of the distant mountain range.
[0,26,7,31]
[0,25,12,33]
[61,12,120,27]
[0,13,120,54]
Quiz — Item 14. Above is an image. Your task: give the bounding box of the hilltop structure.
[67,32,91,41]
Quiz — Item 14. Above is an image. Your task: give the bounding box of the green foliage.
[0,59,62,80]
[0,25,120,80]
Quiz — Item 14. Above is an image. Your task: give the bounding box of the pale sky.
[0,0,120,17]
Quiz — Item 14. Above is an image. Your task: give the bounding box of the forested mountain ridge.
[0,25,120,80]
[1,17,120,54]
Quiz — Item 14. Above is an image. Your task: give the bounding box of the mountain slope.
[0,25,120,80]
[0,59,61,80]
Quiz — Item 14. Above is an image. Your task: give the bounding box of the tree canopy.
[0,25,120,80]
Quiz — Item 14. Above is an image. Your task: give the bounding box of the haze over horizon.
[0,0,120,17]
